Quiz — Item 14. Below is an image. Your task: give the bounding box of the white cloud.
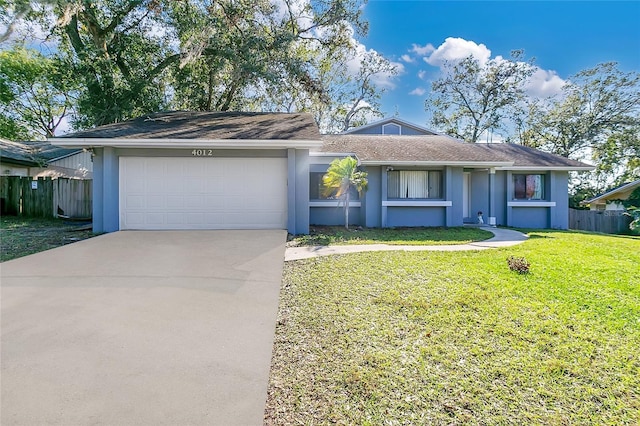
[271,0,314,30]
[424,37,491,68]
[400,54,415,63]
[372,60,405,89]
[409,87,426,96]
[411,43,435,56]
[344,42,404,90]
[525,67,566,98]
[477,129,506,144]
[417,70,427,80]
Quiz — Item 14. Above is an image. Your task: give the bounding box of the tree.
[425,50,534,143]
[322,156,367,229]
[18,0,369,128]
[519,62,640,196]
[0,46,76,139]
[265,45,398,133]
[525,63,640,160]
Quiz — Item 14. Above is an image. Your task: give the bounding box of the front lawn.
[266,230,640,424]
[289,226,493,246]
[0,216,95,262]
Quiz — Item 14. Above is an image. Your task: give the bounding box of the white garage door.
[120,157,288,230]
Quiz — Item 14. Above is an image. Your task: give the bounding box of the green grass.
[0,216,95,262]
[289,226,494,246]
[266,230,640,425]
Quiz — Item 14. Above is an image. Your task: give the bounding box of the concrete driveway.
[1,230,287,426]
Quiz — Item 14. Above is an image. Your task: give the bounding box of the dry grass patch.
[1,216,95,262]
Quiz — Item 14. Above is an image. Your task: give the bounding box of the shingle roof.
[584,179,640,204]
[321,135,505,163]
[59,111,321,140]
[0,139,38,166]
[1,139,81,166]
[320,135,593,169]
[480,143,592,168]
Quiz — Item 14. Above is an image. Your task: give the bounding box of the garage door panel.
[186,196,204,209]
[147,195,164,209]
[120,157,287,230]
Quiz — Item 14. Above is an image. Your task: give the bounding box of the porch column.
[445,166,453,227]
[506,171,513,227]
[287,148,296,234]
[381,166,388,227]
[488,167,496,226]
[102,147,119,232]
[92,148,104,233]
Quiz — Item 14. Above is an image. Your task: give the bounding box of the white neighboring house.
[582,180,640,211]
[0,139,93,178]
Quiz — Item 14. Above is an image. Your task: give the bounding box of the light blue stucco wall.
[510,207,549,229]
[470,170,489,222]
[447,167,464,226]
[92,147,309,234]
[552,171,569,229]
[92,148,104,232]
[386,207,447,227]
[92,147,119,233]
[364,166,381,227]
[494,172,507,226]
[309,206,361,226]
[294,149,310,234]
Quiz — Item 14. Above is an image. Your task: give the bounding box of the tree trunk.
[345,191,350,230]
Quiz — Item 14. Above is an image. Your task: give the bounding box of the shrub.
[507,255,530,274]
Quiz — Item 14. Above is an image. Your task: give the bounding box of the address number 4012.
[191,149,214,157]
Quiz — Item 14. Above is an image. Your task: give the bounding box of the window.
[382,123,401,135]
[309,172,359,200]
[387,170,442,199]
[513,174,545,200]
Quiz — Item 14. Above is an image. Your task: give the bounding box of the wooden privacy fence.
[0,176,92,218]
[569,208,632,234]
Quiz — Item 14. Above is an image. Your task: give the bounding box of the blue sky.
[357,0,640,126]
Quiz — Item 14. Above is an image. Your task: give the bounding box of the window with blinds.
[387,170,442,199]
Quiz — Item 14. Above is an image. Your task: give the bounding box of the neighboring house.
[0,139,40,176]
[50,112,593,234]
[0,139,93,178]
[581,180,640,211]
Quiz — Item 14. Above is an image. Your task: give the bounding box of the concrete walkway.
[285,227,529,261]
[1,230,287,426]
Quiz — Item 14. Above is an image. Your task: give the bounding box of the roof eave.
[495,166,595,171]
[362,160,513,167]
[45,150,84,162]
[583,179,640,204]
[0,157,39,167]
[49,138,323,149]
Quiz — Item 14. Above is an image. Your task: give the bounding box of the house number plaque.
[191,149,214,157]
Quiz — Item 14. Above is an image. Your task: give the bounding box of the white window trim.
[310,201,361,207]
[508,201,556,207]
[383,200,452,207]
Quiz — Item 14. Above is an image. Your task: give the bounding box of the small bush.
[507,256,530,274]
